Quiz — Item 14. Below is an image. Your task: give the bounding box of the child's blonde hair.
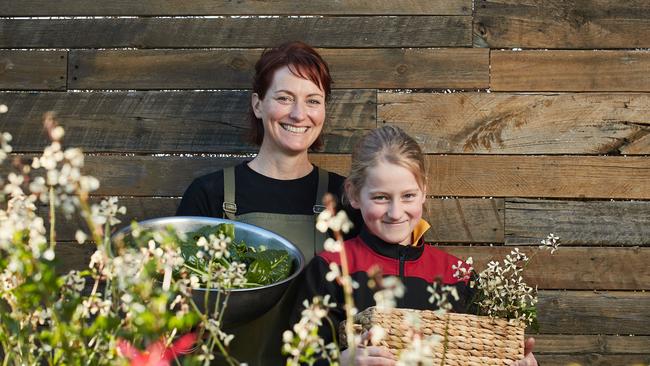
[344,125,426,203]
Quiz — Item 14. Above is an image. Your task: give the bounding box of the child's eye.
[372,195,388,201]
[403,193,418,200]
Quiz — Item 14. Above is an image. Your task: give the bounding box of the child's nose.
[386,201,403,219]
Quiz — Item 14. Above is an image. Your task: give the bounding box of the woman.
[176,41,359,260]
[176,41,360,365]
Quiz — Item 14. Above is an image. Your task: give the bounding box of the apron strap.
[222,166,237,220]
[312,168,329,253]
[313,168,328,214]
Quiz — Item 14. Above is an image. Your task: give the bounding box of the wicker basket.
[339,307,524,366]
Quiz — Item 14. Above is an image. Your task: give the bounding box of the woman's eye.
[307,99,322,105]
[403,193,417,200]
[276,96,293,103]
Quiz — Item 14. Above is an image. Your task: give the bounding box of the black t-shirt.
[176,162,362,236]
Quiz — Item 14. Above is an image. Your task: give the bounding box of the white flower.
[325,262,340,282]
[121,293,133,304]
[75,230,87,244]
[373,276,405,311]
[539,233,561,254]
[79,176,99,192]
[315,209,353,234]
[323,238,342,253]
[42,249,55,261]
[50,126,65,141]
[315,210,331,233]
[189,275,200,288]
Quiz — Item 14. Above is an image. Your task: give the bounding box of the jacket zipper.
[399,247,406,281]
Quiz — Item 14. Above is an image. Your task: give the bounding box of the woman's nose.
[289,102,306,121]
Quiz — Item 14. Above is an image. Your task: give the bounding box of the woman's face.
[252,65,326,155]
[349,161,426,246]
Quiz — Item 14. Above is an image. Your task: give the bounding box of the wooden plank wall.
[0,1,648,364]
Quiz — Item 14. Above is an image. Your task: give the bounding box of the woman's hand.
[509,337,538,366]
[339,346,396,366]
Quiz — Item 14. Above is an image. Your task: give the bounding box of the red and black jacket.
[291,224,475,347]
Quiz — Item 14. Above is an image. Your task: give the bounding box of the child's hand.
[339,346,396,366]
[509,337,538,366]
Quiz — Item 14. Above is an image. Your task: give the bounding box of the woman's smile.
[280,123,309,134]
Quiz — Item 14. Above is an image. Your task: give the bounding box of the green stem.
[77,191,104,252]
[335,231,356,364]
[49,186,56,249]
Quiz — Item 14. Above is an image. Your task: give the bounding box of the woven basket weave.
[339,307,524,366]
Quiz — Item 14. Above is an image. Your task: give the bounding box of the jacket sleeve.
[290,256,346,347]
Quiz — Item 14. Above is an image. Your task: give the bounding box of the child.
[290,125,474,365]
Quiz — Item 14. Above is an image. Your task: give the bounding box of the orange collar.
[411,219,430,246]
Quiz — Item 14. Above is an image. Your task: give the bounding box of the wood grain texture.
[0,17,471,48]
[536,354,650,366]
[422,155,650,199]
[491,50,650,92]
[15,155,643,198]
[69,48,489,89]
[534,334,650,354]
[0,0,471,16]
[0,90,376,153]
[0,51,67,90]
[505,198,650,246]
[474,0,650,48]
[535,291,650,335]
[378,92,650,154]
[442,246,650,290]
[425,198,503,243]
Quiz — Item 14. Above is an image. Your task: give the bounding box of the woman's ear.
[251,93,262,119]
[344,181,360,209]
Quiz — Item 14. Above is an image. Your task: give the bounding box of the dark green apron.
[220,166,328,365]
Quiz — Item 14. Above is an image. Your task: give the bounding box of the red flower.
[117,333,198,366]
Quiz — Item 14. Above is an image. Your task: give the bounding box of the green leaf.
[244,250,292,286]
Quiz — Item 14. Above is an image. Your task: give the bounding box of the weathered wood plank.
[0,1,471,16]
[536,354,650,366]
[43,197,502,244]
[378,92,650,154]
[69,48,489,89]
[0,17,471,48]
[534,334,650,354]
[420,155,650,199]
[442,246,650,290]
[425,198,503,243]
[505,198,650,246]
[535,291,650,335]
[474,0,650,48]
[11,155,644,199]
[0,90,376,153]
[0,51,67,90]
[491,50,650,92]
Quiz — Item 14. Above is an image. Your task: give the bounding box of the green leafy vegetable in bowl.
[129,223,294,289]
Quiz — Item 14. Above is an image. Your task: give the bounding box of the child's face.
[349,160,425,246]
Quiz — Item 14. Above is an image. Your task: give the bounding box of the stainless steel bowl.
[112,216,305,326]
